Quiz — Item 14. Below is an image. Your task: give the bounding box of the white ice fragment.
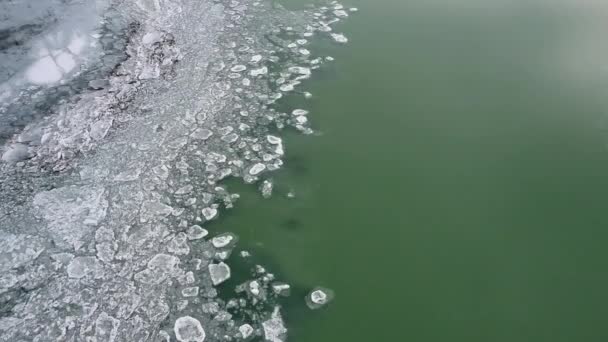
[334,10,349,18]
[201,207,218,221]
[148,254,180,272]
[190,128,213,140]
[239,324,254,339]
[279,83,297,92]
[182,287,200,297]
[304,92,313,99]
[215,250,230,260]
[305,287,335,309]
[168,233,190,255]
[187,225,209,240]
[260,180,273,199]
[330,33,348,44]
[250,66,268,77]
[1,144,29,162]
[295,116,308,124]
[288,67,311,76]
[266,135,282,144]
[272,283,291,297]
[211,234,235,248]
[311,290,327,304]
[68,34,87,54]
[174,316,206,342]
[318,24,332,32]
[142,31,161,45]
[208,262,231,285]
[26,56,63,84]
[299,49,310,56]
[262,307,287,342]
[222,133,239,143]
[296,39,308,45]
[249,163,266,175]
[231,65,247,72]
[251,54,263,63]
[292,109,308,116]
[349,7,359,12]
[249,280,261,296]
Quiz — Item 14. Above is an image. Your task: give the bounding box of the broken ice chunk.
[168,233,190,255]
[174,316,206,342]
[260,180,273,198]
[279,83,295,92]
[142,31,161,45]
[266,135,281,144]
[292,109,308,116]
[330,33,348,43]
[211,233,236,248]
[288,67,311,76]
[272,283,291,297]
[26,56,63,84]
[187,225,209,240]
[249,163,266,176]
[182,287,200,297]
[262,307,287,342]
[239,324,254,339]
[1,144,29,162]
[201,207,218,221]
[249,280,261,296]
[305,287,335,309]
[231,65,247,72]
[208,262,231,285]
[333,10,349,17]
[250,66,268,77]
[190,128,213,140]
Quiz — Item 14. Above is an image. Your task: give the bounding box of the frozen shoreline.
[0,0,353,340]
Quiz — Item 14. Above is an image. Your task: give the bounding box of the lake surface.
[218,0,608,341]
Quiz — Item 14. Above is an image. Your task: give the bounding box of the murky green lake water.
[220,0,608,341]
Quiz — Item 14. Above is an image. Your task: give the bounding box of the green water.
[220,0,608,341]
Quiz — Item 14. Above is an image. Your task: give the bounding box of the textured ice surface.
[263,307,287,342]
[174,316,206,342]
[0,0,354,340]
[209,262,231,285]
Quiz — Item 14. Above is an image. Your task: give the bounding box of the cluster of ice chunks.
[0,0,354,341]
